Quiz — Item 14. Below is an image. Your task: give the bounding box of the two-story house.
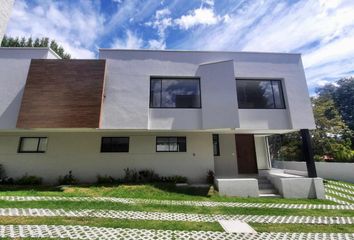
[0,47,324,198]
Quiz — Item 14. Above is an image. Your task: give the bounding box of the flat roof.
[98,48,301,56]
[0,47,61,59]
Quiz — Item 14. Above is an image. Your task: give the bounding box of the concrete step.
[259,193,281,198]
[259,188,278,194]
[257,178,271,184]
[258,183,273,189]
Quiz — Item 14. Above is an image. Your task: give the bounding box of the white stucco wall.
[0,131,214,184]
[273,160,354,183]
[214,134,238,178]
[0,0,14,42]
[0,48,59,129]
[99,49,315,131]
[214,134,269,177]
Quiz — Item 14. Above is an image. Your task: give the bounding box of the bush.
[138,169,160,183]
[96,175,116,184]
[123,168,138,183]
[206,170,214,184]
[160,175,188,184]
[15,174,42,185]
[58,170,78,185]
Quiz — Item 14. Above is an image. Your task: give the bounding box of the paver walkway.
[1,196,353,210]
[0,208,352,224]
[1,225,354,240]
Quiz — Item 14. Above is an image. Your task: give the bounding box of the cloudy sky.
[5,0,354,93]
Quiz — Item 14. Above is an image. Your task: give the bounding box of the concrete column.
[300,129,317,178]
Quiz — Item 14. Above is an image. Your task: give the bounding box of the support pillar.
[300,129,317,178]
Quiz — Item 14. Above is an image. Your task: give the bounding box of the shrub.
[206,170,214,184]
[96,175,115,184]
[138,169,160,183]
[58,170,78,185]
[160,175,188,184]
[15,174,42,185]
[123,168,138,183]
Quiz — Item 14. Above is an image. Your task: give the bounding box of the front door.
[235,134,258,174]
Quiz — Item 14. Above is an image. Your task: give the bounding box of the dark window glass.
[101,137,129,152]
[150,78,201,108]
[156,137,186,152]
[212,134,220,156]
[236,79,285,109]
[18,137,47,153]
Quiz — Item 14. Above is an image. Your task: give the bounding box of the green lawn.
[0,183,334,204]
[0,182,353,234]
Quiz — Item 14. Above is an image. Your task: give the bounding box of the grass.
[0,217,353,233]
[0,216,222,232]
[0,200,353,217]
[252,223,354,233]
[0,183,334,204]
[0,182,352,235]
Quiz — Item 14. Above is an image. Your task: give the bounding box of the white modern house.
[0,47,324,198]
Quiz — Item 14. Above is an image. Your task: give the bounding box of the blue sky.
[5,0,354,94]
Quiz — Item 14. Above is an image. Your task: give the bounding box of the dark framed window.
[18,137,47,153]
[101,137,129,152]
[156,137,186,152]
[236,79,285,109]
[213,134,220,156]
[150,77,201,108]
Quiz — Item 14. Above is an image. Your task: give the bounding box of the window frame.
[236,78,286,109]
[100,137,130,153]
[212,134,220,156]
[18,137,48,153]
[156,136,187,152]
[149,76,202,109]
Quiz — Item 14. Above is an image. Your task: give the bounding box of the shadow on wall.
[0,87,24,129]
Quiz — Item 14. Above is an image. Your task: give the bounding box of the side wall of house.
[214,134,270,178]
[0,131,214,184]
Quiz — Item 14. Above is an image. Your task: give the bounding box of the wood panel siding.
[17,59,106,128]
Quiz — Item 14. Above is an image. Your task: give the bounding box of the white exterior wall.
[0,48,59,129]
[214,134,269,177]
[100,49,315,131]
[273,160,354,183]
[0,131,214,184]
[0,0,14,42]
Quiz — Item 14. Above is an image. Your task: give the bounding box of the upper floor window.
[18,137,47,153]
[101,137,129,152]
[236,79,285,109]
[150,78,201,108]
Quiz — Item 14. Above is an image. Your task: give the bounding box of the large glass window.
[156,137,186,152]
[18,137,47,153]
[236,79,285,109]
[150,78,201,108]
[101,137,129,152]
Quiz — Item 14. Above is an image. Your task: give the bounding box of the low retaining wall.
[273,160,354,183]
[215,178,259,197]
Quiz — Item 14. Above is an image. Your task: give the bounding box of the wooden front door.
[235,134,258,174]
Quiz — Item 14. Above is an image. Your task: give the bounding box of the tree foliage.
[1,35,71,59]
[269,77,354,162]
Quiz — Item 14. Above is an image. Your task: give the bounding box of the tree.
[269,85,353,162]
[311,94,352,160]
[1,35,71,59]
[318,77,354,148]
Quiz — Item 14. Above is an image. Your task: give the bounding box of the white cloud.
[6,0,104,58]
[148,39,166,49]
[177,0,354,91]
[111,30,143,49]
[175,7,221,30]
